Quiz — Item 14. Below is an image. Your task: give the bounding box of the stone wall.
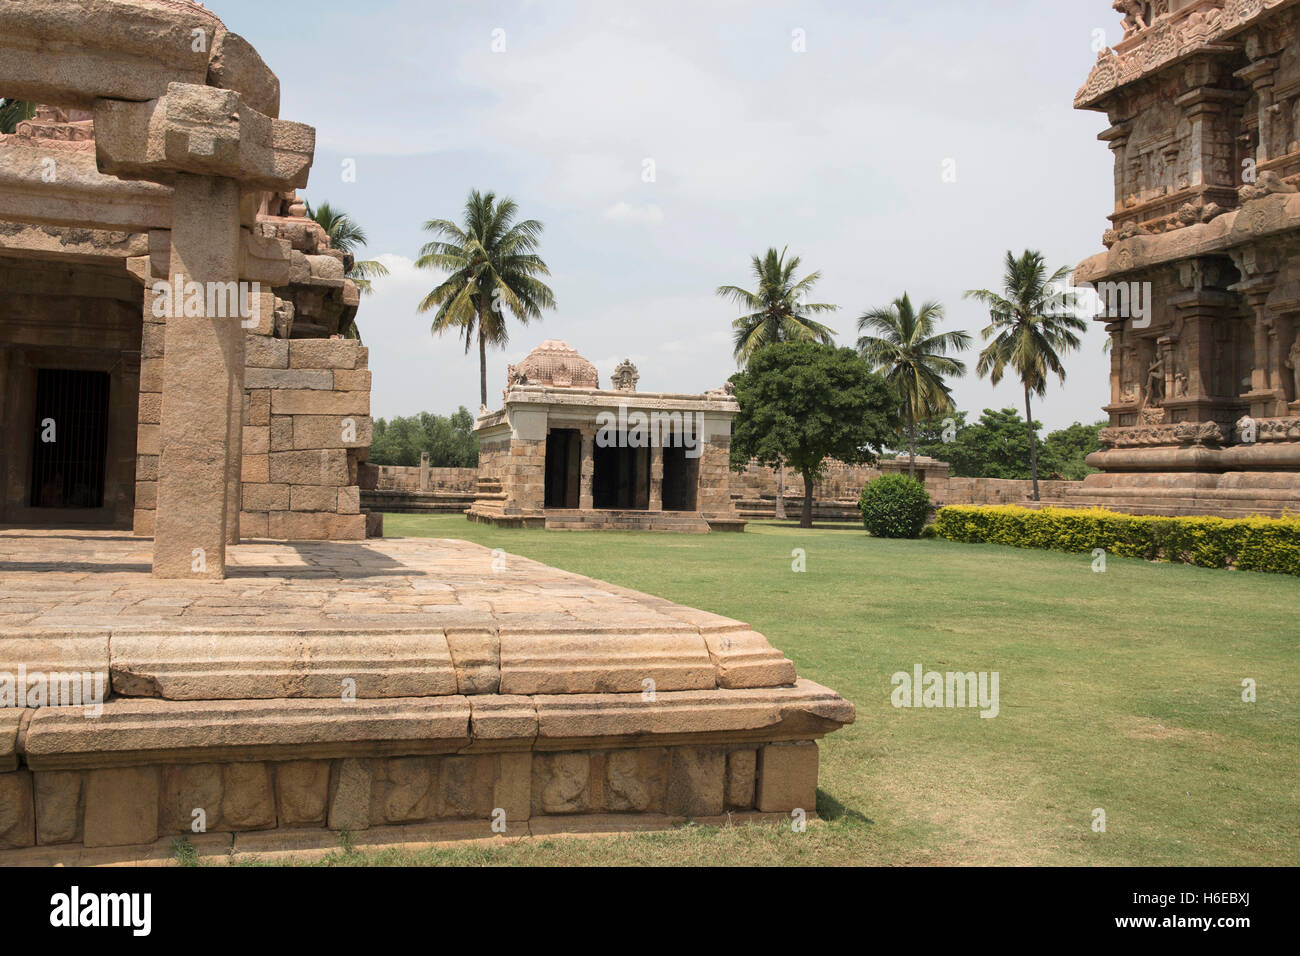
[133,335,372,541]
[375,465,477,493]
[733,458,1083,518]
[0,740,816,857]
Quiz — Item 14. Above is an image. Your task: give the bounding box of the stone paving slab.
[0,530,795,697]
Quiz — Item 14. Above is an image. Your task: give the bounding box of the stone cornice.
[1075,0,1300,111]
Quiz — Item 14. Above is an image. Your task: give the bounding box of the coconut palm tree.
[0,99,35,135]
[716,247,838,365]
[964,250,1087,500]
[857,293,971,478]
[416,190,557,409]
[307,200,390,297]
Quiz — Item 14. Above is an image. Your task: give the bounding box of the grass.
[289,514,1299,866]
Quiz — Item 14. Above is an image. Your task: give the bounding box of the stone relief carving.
[1145,353,1166,405]
[1239,169,1300,203]
[611,359,639,392]
[1078,0,1289,108]
[1287,332,1300,399]
[1100,421,1223,448]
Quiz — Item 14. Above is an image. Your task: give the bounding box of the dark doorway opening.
[29,368,111,509]
[662,444,699,512]
[593,438,649,510]
[544,428,582,509]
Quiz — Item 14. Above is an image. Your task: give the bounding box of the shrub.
[933,505,1300,576]
[859,474,931,539]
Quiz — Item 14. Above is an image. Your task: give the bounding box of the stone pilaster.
[579,431,594,511]
[649,444,663,512]
[154,173,243,579]
[93,82,315,578]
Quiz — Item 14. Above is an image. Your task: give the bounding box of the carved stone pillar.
[579,431,594,511]
[155,173,243,578]
[94,82,314,578]
[1235,58,1279,164]
[649,443,663,512]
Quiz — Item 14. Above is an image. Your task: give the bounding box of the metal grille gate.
[29,368,110,509]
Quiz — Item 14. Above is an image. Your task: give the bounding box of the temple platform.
[0,530,852,863]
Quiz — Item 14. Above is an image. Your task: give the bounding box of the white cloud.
[603,201,664,224]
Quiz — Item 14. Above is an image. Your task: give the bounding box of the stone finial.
[611,359,639,392]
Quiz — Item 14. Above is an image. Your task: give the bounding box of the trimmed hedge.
[933,505,1300,576]
[859,474,931,539]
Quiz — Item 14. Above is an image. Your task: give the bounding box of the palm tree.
[716,246,838,365]
[964,250,1087,500]
[307,200,390,296]
[0,99,35,135]
[416,190,557,409]
[857,293,970,478]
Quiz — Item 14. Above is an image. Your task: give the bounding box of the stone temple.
[0,0,852,862]
[1074,0,1300,516]
[470,341,746,532]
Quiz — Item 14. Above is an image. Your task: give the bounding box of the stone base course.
[0,531,852,861]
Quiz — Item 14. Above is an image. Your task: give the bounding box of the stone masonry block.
[242,482,289,511]
[726,749,757,810]
[34,771,84,846]
[666,746,725,818]
[271,390,369,416]
[275,760,331,828]
[756,741,818,813]
[243,425,270,455]
[83,767,160,848]
[290,339,357,370]
[246,367,333,390]
[246,334,289,369]
[328,758,372,832]
[289,485,339,513]
[269,449,349,485]
[0,771,35,849]
[291,415,372,449]
[494,752,532,828]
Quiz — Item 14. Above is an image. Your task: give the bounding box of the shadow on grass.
[817,788,873,825]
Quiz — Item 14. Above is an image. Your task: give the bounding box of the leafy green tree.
[716,246,837,365]
[0,99,35,135]
[964,250,1087,500]
[416,190,556,409]
[369,407,479,468]
[947,408,1038,479]
[1040,421,1106,481]
[857,292,970,478]
[730,342,898,528]
[908,410,969,462]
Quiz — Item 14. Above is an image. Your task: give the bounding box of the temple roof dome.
[510,340,600,389]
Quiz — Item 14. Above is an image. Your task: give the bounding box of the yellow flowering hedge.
[933,505,1300,576]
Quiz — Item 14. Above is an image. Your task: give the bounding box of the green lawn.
[303,514,1299,866]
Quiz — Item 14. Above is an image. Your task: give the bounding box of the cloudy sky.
[214,0,1120,431]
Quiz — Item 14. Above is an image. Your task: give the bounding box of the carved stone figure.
[1113,0,1148,37]
[1145,354,1165,405]
[1287,334,1300,400]
[611,359,639,392]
